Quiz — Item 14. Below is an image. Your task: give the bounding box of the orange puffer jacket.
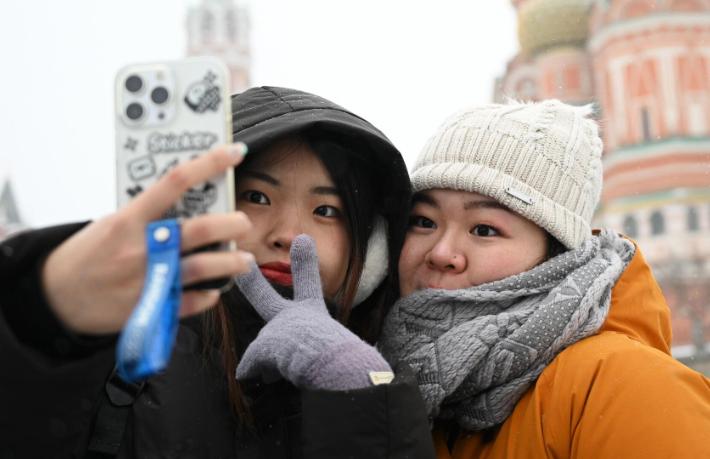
[434,243,710,458]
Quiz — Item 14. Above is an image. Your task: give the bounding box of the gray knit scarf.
[379,230,635,431]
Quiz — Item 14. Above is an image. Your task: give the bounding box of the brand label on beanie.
[506,187,534,205]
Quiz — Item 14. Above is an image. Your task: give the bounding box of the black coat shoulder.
[0,225,434,459]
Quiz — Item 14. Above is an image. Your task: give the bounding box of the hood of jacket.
[598,237,672,354]
[231,86,411,216]
[230,87,412,293]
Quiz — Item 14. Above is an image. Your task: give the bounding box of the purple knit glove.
[234,235,392,391]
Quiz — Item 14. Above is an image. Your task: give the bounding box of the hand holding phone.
[42,145,252,336]
[111,57,242,379]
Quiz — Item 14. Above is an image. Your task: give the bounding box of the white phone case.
[115,56,234,218]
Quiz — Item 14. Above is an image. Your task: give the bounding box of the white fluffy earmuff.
[352,216,389,306]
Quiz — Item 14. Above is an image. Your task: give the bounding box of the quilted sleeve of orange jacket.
[436,241,710,459]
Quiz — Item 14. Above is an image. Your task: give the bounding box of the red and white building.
[186,0,251,93]
[496,0,710,368]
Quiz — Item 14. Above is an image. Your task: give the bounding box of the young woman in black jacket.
[0,86,433,459]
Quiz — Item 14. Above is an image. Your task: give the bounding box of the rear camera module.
[151,86,169,104]
[125,75,143,93]
[126,102,144,121]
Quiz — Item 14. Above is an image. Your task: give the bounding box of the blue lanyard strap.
[116,219,181,383]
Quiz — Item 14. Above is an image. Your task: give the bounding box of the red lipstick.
[259,262,292,286]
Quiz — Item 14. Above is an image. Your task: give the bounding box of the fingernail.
[228,142,248,160]
[240,251,255,265]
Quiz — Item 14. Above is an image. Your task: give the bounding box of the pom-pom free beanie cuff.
[411,99,603,249]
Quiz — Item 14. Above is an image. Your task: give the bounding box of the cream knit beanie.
[411,99,603,249]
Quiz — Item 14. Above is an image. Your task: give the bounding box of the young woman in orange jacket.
[379,99,710,458]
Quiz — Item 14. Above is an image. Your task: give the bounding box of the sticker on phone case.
[158,158,180,178]
[128,156,157,181]
[162,206,179,219]
[184,71,221,113]
[160,182,216,219]
[124,137,138,152]
[127,184,144,198]
[182,181,217,214]
[148,131,218,154]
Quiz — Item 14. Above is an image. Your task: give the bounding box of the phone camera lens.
[151,87,169,104]
[126,102,144,121]
[125,75,143,93]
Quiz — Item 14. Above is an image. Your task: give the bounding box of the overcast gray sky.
[0,0,517,227]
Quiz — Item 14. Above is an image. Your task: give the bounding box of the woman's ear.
[353,216,389,306]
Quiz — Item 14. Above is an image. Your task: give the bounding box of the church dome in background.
[518,0,593,56]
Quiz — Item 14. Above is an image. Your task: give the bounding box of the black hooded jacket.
[0,87,433,458]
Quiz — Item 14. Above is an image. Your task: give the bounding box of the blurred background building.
[0,180,25,241]
[187,0,251,92]
[495,0,710,373]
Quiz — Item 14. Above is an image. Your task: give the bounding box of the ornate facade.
[495,0,710,367]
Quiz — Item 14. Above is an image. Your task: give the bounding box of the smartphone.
[113,57,234,381]
[115,56,234,219]
[115,56,234,288]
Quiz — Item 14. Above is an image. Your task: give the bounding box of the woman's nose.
[271,232,295,250]
[425,236,467,273]
[269,211,303,251]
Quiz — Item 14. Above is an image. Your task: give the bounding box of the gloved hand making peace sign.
[234,235,393,391]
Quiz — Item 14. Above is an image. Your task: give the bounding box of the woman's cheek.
[315,229,349,298]
[397,241,420,296]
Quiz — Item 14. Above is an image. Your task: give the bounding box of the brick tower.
[186,0,251,93]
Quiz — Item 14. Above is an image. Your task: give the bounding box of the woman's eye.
[243,190,270,205]
[472,224,499,237]
[314,205,341,218]
[409,215,436,229]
